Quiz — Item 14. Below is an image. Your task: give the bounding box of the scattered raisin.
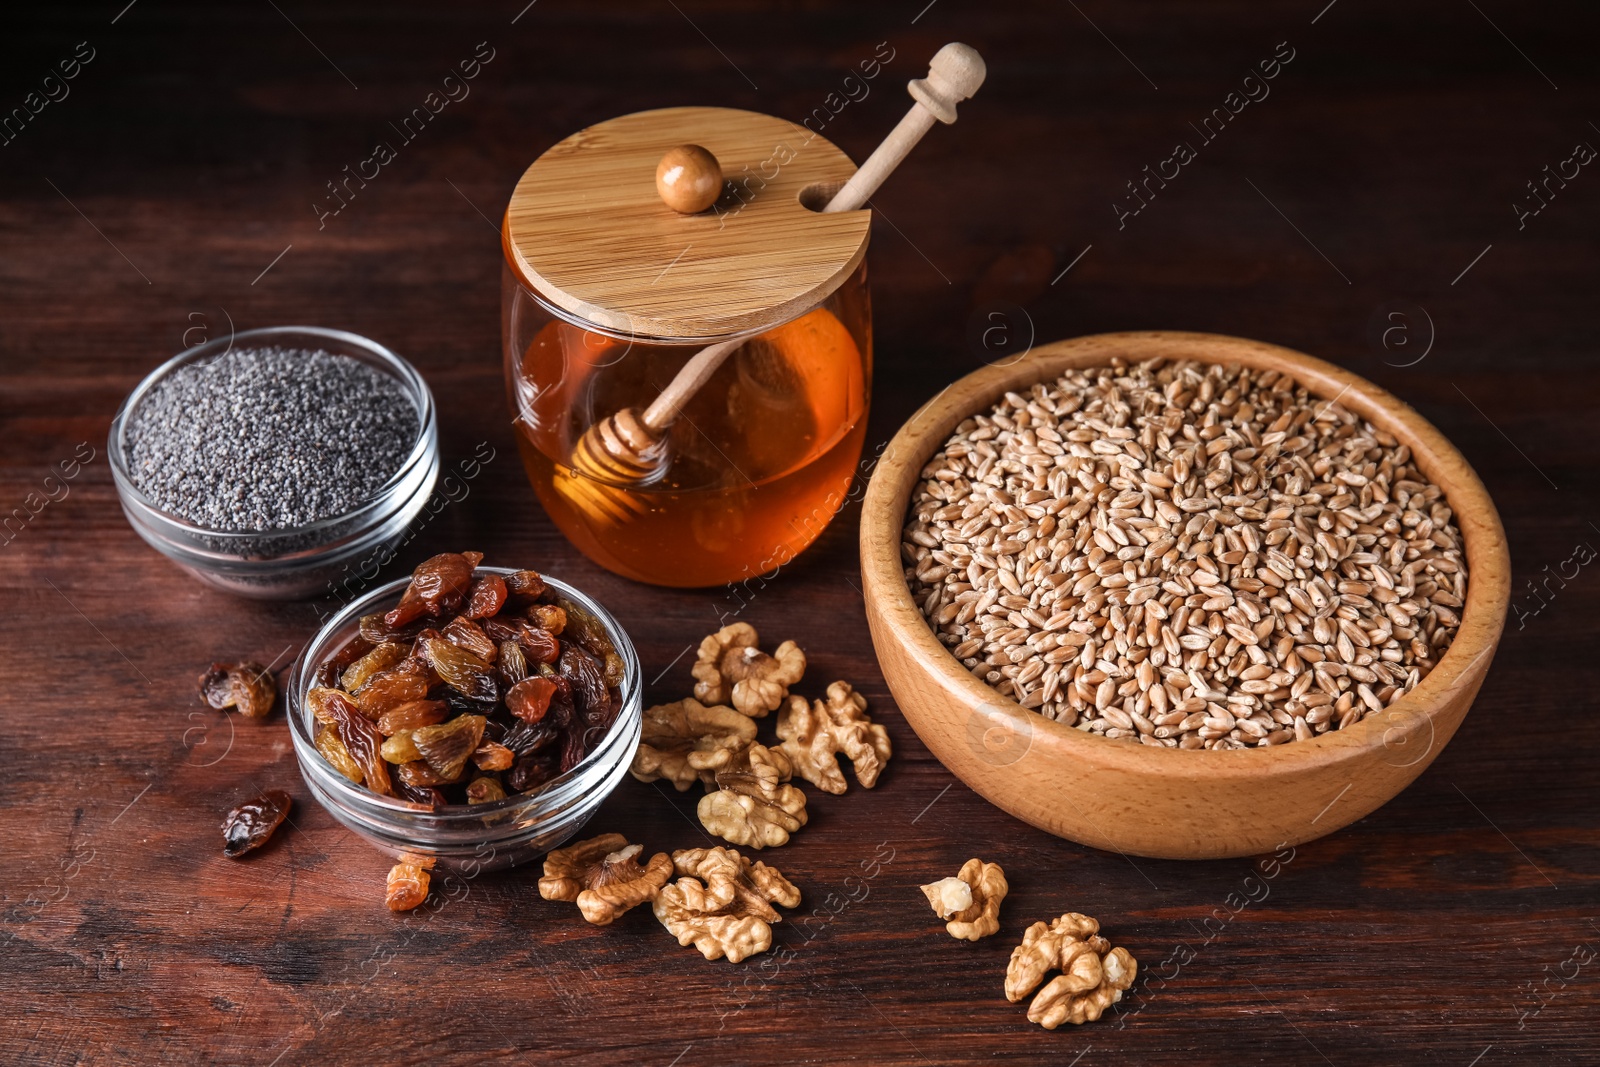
[200,661,277,719]
[385,862,431,912]
[221,789,292,858]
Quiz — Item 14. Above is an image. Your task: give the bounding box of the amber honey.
[506,266,872,587]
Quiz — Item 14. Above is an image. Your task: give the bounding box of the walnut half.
[1005,913,1138,1028]
[691,623,806,718]
[538,832,673,926]
[630,698,757,791]
[697,743,808,849]
[775,681,892,794]
[653,847,800,963]
[921,858,1008,941]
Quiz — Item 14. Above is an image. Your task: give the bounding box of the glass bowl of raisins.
[287,554,641,872]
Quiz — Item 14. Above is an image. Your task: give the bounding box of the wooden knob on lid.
[656,144,723,213]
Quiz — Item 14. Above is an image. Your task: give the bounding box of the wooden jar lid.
[504,106,869,340]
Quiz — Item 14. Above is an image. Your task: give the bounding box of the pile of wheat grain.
[902,358,1468,749]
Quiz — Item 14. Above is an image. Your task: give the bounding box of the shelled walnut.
[630,698,758,791]
[538,832,673,925]
[775,681,892,794]
[1006,913,1137,1028]
[691,623,806,718]
[697,742,808,849]
[921,858,1007,941]
[653,847,800,962]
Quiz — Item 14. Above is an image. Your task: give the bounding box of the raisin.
[503,568,546,600]
[501,719,558,757]
[472,741,515,771]
[397,759,459,788]
[464,575,508,619]
[326,699,394,796]
[442,617,497,664]
[562,603,618,664]
[353,665,433,718]
[505,676,558,724]
[308,686,361,726]
[514,623,560,665]
[380,730,423,764]
[342,642,407,692]
[221,789,292,858]
[418,638,497,702]
[316,724,364,784]
[508,752,559,792]
[558,644,609,721]
[374,699,448,736]
[358,613,420,646]
[498,640,528,688]
[394,781,447,809]
[385,862,431,912]
[559,726,588,774]
[412,714,487,780]
[466,777,507,804]
[199,661,277,719]
[528,604,566,634]
[384,551,482,628]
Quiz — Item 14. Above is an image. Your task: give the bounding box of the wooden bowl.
[860,331,1510,859]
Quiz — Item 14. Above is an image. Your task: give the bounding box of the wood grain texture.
[860,331,1510,859]
[506,106,869,338]
[2,1,1598,1064]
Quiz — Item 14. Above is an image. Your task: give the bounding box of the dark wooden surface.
[3,2,1598,1064]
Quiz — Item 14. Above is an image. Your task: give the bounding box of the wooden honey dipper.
[563,43,986,522]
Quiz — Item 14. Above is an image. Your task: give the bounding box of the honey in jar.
[502,106,874,587]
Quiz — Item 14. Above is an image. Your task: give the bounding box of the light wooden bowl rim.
[860,330,1510,781]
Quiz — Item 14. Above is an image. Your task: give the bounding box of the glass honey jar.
[502,106,874,588]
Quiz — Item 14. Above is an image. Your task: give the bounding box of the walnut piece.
[697,742,808,849]
[538,832,673,925]
[653,847,800,962]
[775,681,892,794]
[1005,913,1138,1028]
[922,858,1008,940]
[630,698,757,791]
[691,623,806,718]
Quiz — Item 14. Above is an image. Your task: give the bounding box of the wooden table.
[4,2,1597,1063]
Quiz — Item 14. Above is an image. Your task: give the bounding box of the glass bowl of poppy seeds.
[109,326,439,599]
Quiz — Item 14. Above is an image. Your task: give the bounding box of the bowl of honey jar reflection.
[502,106,873,587]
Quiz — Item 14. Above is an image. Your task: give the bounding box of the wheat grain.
[901,358,1468,750]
